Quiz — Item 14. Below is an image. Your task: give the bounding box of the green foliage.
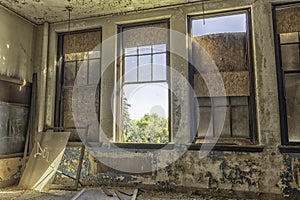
[122,97,169,143]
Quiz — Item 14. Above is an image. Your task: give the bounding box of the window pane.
[214,107,230,137]
[76,60,88,85]
[64,61,76,86]
[124,56,137,82]
[198,107,213,137]
[280,32,299,44]
[192,13,246,37]
[153,53,166,81]
[153,44,166,53]
[88,59,101,85]
[232,106,249,138]
[139,55,151,82]
[281,44,300,71]
[139,46,151,54]
[89,50,101,59]
[125,47,137,56]
[122,82,169,143]
[285,73,300,142]
[198,97,212,107]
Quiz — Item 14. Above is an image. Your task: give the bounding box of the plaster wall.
[39,0,300,196]
[0,6,37,188]
[0,6,36,82]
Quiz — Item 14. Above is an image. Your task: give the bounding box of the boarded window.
[59,30,101,142]
[276,5,300,143]
[191,11,254,141]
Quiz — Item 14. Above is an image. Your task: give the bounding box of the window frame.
[273,3,300,146]
[188,9,257,144]
[115,19,171,143]
[55,28,102,141]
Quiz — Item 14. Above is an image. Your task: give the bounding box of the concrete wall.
[0,5,36,188]
[38,0,300,197]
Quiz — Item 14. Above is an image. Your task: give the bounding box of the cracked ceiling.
[0,0,203,24]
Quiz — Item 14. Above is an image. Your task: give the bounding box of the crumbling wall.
[0,157,22,188]
[55,147,300,196]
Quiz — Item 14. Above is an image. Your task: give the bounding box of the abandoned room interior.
[0,0,300,199]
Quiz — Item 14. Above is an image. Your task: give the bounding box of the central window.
[117,21,170,143]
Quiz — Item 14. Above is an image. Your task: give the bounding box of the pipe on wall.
[37,22,49,132]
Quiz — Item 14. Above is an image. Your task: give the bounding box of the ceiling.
[0,0,202,25]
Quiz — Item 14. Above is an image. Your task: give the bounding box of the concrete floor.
[0,186,297,200]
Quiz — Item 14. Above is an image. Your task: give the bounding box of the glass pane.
[64,61,76,86]
[122,82,169,143]
[281,44,300,71]
[214,107,230,137]
[139,46,151,54]
[198,97,212,107]
[280,32,299,44]
[124,56,137,82]
[231,96,248,106]
[213,97,228,106]
[125,47,137,56]
[139,55,151,82]
[192,13,246,37]
[65,53,77,61]
[198,107,213,137]
[76,60,88,85]
[153,44,166,53]
[89,50,101,59]
[153,53,167,81]
[88,59,101,85]
[232,106,249,138]
[285,73,300,142]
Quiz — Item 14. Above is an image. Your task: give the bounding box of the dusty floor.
[0,186,297,200]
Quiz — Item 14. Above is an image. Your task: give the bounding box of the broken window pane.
[191,11,252,141]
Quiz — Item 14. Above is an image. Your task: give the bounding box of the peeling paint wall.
[0,157,22,188]
[0,5,37,189]
[39,0,300,197]
[0,6,36,82]
[55,147,300,195]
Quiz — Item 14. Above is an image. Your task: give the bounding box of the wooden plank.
[132,189,139,200]
[18,131,70,192]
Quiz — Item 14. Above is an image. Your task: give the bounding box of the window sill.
[88,142,264,153]
[279,146,300,153]
[112,143,175,150]
[188,143,265,152]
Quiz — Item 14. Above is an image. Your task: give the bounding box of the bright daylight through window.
[118,21,170,143]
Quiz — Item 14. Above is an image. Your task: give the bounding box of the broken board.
[18,131,70,192]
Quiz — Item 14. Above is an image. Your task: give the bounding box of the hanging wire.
[202,0,205,25]
[66,0,73,35]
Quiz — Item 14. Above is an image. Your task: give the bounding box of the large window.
[117,21,170,143]
[56,29,101,142]
[275,4,300,144]
[190,10,256,144]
